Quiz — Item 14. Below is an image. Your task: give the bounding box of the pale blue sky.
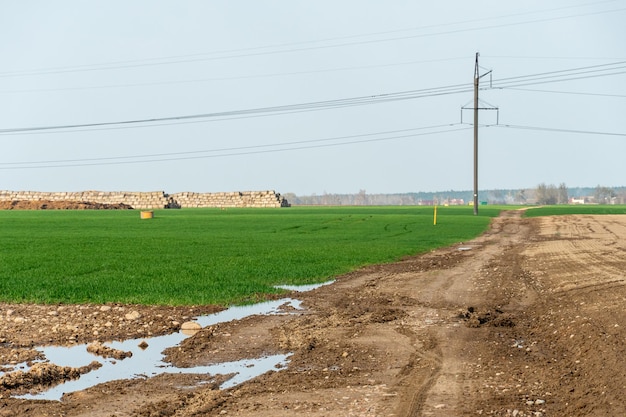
[1,1,624,195]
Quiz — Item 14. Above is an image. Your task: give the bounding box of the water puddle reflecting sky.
[274,280,335,292]
[6,296,310,401]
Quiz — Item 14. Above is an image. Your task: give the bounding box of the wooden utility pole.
[470,53,495,215]
[473,53,480,215]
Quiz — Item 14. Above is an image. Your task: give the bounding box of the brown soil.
[1,211,625,416]
[0,200,133,210]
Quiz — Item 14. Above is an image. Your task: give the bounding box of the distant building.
[443,198,465,206]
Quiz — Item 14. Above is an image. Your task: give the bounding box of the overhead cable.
[0,85,473,135]
[0,124,471,169]
[0,57,469,95]
[3,60,625,135]
[2,124,460,165]
[489,61,626,88]
[492,124,626,137]
[497,87,626,98]
[1,3,623,78]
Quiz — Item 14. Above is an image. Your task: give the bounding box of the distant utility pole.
[463,53,496,215]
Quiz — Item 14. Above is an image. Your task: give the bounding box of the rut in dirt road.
[405,212,626,416]
[391,209,537,416]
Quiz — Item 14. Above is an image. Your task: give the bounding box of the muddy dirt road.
[1,211,625,416]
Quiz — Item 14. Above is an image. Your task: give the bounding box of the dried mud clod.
[370,308,407,323]
[0,361,102,391]
[0,347,43,370]
[86,341,133,360]
[459,306,516,328]
[131,385,228,417]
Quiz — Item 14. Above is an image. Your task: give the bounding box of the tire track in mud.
[393,327,442,417]
[551,279,626,297]
[486,214,626,416]
[386,210,536,416]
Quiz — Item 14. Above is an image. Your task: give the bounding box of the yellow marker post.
[433,205,437,226]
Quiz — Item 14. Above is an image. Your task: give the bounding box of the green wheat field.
[1,205,623,306]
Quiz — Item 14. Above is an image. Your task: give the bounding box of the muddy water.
[9,297,307,401]
[274,280,335,292]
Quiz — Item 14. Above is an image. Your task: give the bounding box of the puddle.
[3,281,335,401]
[274,280,335,292]
[4,297,305,401]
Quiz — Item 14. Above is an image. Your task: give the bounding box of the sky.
[1,1,625,196]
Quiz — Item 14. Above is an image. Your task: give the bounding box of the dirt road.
[1,211,625,416]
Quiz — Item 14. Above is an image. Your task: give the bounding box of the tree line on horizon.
[284,185,626,206]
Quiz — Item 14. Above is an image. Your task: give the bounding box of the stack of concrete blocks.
[0,190,170,209]
[169,190,289,208]
[0,190,289,209]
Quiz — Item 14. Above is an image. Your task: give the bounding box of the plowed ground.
[0,211,625,416]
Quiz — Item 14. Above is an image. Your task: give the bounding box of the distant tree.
[355,189,368,205]
[558,183,568,204]
[535,183,547,204]
[536,183,558,205]
[283,192,297,205]
[594,185,615,204]
[485,190,502,204]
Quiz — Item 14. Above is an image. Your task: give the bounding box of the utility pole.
[468,53,495,215]
[473,53,479,215]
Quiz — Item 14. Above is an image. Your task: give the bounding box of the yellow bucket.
[140,211,154,219]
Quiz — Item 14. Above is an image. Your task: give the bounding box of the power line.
[490,61,626,87]
[0,57,469,95]
[498,87,626,98]
[483,55,625,61]
[0,119,626,170]
[1,3,623,78]
[0,85,474,135]
[493,60,626,81]
[10,56,619,97]
[2,124,459,165]
[0,124,471,170]
[485,62,626,91]
[489,70,626,89]
[492,124,626,137]
[3,60,625,135]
